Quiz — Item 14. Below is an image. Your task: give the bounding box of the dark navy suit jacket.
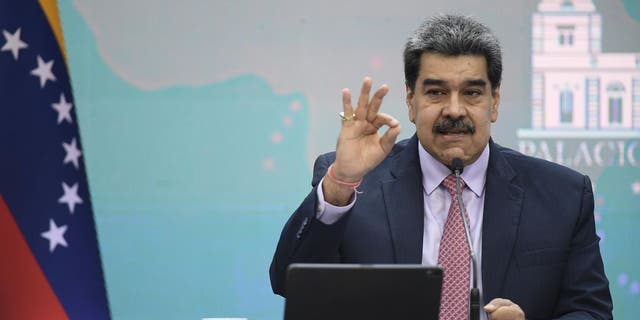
[270,135,612,319]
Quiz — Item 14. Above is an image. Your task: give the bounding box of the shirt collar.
[418,141,490,197]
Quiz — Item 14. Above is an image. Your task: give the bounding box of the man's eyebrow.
[421,78,446,87]
[420,78,487,87]
[464,79,487,87]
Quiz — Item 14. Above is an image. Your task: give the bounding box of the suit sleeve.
[269,154,351,297]
[554,175,613,319]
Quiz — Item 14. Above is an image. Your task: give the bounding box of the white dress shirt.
[418,143,489,320]
[315,142,490,319]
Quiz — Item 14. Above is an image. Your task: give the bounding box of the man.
[270,14,612,320]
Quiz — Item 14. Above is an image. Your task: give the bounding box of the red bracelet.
[327,164,362,189]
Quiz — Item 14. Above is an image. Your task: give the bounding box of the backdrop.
[58,0,639,318]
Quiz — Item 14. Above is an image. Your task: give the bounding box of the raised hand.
[323,77,401,205]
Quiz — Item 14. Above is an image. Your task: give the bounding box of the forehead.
[417,53,489,84]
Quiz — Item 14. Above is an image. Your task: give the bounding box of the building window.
[560,86,573,123]
[609,97,622,123]
[586,78,600,129]
[557,26,575,47]
[606,81,625,124]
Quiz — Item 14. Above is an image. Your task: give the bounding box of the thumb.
[484,303,497,313]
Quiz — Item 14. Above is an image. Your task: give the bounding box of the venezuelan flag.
[0,1,111,319]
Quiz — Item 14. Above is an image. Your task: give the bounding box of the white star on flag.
[41,219,68,252]
[58,182,83,214]
[1,28,28,60]
[52,93,73,124]
[30,55,56,88]
[62,138,82,169]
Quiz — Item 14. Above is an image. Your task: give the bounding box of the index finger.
[342,88,354,119]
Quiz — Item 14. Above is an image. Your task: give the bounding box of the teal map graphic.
[622,0,640,23]
[596,165,640,316]
[61,3,309,319]
[59,0,639,318]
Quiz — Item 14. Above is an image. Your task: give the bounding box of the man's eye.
[465,90,482,96]
[426,89,445,96]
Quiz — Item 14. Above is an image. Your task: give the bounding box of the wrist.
[322,175,356,207]
[327,164,362,189]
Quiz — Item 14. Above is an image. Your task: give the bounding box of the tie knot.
[443,174,465,196]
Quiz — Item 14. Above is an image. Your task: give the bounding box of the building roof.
[538,0,595,12]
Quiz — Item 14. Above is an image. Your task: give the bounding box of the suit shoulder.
[389,137,414,156]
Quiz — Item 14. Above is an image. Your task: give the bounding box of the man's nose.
[442,93,466,118]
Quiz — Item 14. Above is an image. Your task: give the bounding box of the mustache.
[432,118,476,134]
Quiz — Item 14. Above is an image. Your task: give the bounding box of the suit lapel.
[481,140,524,301]
[378,136,525,287]
[381,135,424,263]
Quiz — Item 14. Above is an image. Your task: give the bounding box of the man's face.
[406,53,500,166]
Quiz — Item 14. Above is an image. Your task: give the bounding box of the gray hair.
[403,14,502,92]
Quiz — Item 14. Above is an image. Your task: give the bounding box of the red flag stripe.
[0,195,68,320]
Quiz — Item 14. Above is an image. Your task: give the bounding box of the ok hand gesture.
[323,77,401,205]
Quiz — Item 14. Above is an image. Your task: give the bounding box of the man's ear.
[490,85,500,123]
[406,83,416,123]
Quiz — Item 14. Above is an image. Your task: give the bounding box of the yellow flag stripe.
[38,0,67,63]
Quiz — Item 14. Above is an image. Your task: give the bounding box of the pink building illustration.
[518,0,640,139]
